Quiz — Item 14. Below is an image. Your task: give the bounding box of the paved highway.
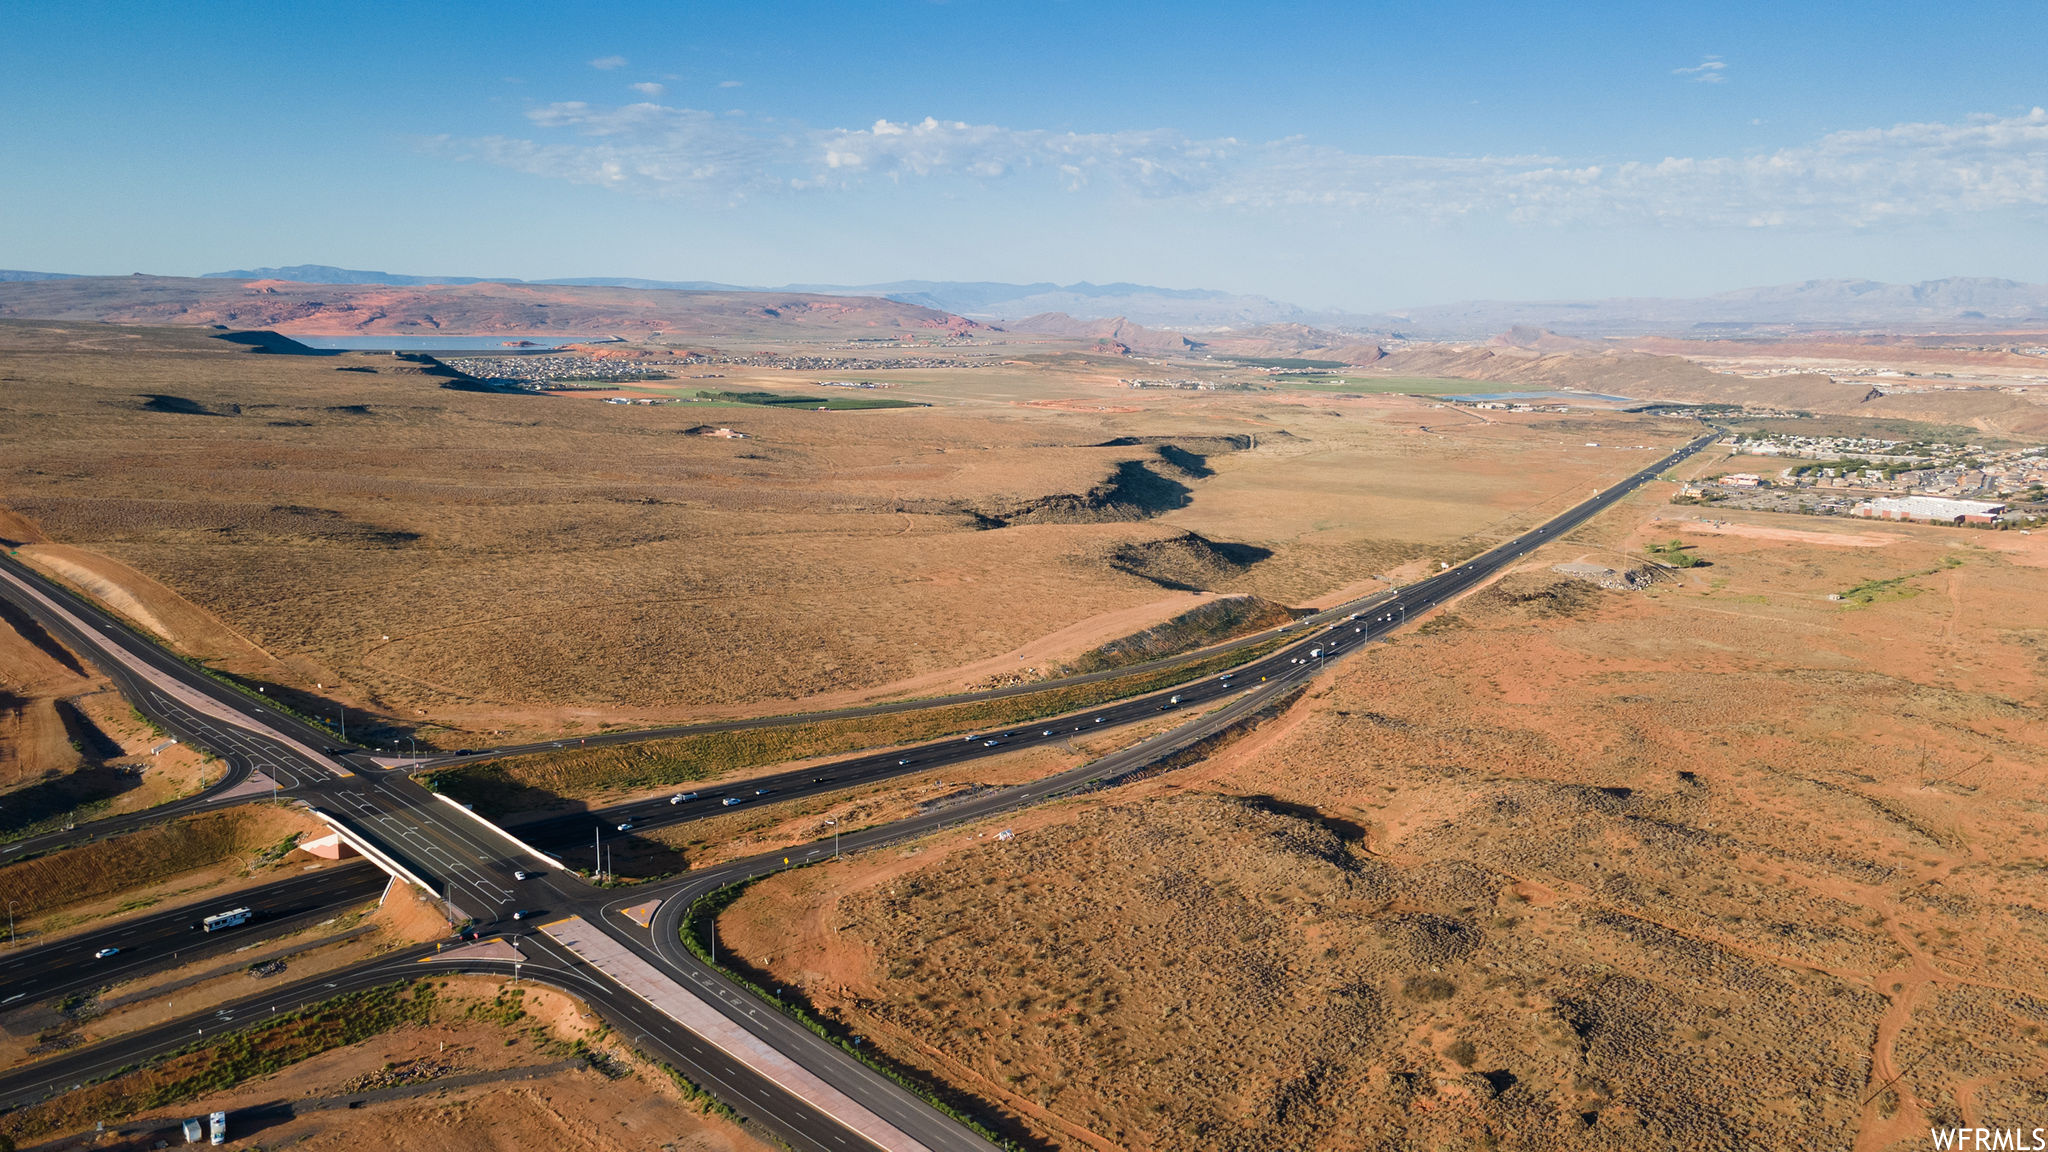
[0,864,387,1009]
[0,430,1711,1149]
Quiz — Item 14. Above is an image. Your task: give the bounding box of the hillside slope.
[0,276,982,339]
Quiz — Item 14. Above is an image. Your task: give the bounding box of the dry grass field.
[0,319,1692,745]
[720,493,2048,1151]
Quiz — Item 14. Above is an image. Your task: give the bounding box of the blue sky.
[3,0,2045,310]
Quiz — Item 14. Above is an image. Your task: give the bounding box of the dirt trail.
[1855,919,1941,1150]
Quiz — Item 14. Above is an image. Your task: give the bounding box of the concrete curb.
[306,809,442,896]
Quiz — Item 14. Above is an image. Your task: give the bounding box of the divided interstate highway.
[0,429,1712,1149]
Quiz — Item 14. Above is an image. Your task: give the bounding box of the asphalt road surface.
[0,863,387,1009]
[0,935,908,1152]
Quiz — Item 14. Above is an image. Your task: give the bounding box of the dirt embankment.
[971,441,1234,527]
[0,589,103,793]
[0,804,327,925]
[1058,594,1296,673]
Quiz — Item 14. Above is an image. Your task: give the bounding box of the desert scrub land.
[721,505,2048,1151]
[0,319,1694,740]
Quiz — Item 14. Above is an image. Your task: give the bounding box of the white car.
[513,870,533,880]
[615,822,633,832]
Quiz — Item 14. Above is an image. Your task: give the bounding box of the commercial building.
[1850,496,2006,525]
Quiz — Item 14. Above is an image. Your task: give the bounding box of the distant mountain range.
[0,275,981,341]
[179,268,2048,334]
[192,266,1310,329]
[3,265,2044,335]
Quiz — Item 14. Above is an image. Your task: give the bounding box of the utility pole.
[336,704,345,741]
[594,827,601,879]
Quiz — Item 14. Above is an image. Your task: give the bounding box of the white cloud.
[1674,56,1727,83]
[589,55,627,70]
[630,81,665,96]
[445,103,2048,229]
[719,79,743,88]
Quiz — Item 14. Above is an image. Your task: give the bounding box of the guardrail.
[305,808,442,896]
